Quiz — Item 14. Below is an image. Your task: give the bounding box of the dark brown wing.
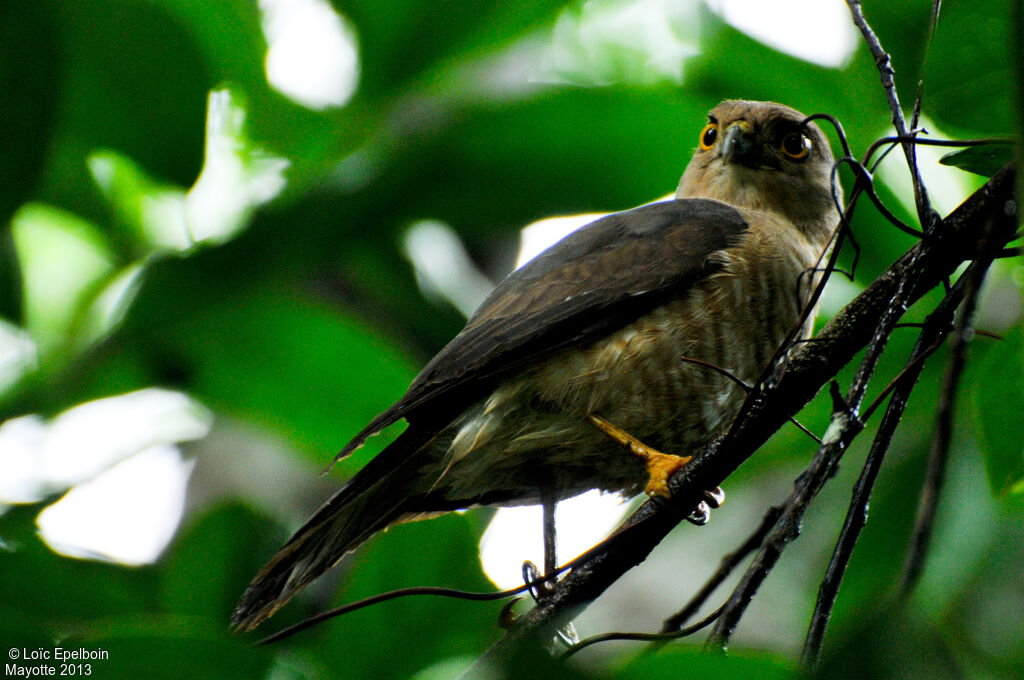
[235,197,751,630]
[335,197,749,460]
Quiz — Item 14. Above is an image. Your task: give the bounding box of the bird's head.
[677,100,838,242]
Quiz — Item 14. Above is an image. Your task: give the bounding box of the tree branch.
[801,259,979,667]
[660,504,782,636]
[707,246,918,650]
[898,204,1008,600]
[845,0,936,226]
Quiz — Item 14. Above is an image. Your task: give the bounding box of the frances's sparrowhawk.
[233,100,838,630]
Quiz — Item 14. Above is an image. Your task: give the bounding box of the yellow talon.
[588,414,692,498]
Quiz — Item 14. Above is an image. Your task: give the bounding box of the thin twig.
[860,334,946,422]
[846,0,935,226]
[837,157,922,237]
[863,136,1016,165]
[256,586,518,646]
[910,0,943,131]
[801,264,977,668]
[800,389,902,667]
[894,322,1002,338]
[256,563,574,646]
[560,606,723,660]
[761,113,855,389]
[660,505,783,635]
[679,356,821,443]
[899,210,1008,599]
[706,119,944,646]
[708,234,919,649]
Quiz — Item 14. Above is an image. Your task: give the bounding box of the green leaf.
[0,1,59,226]
[0,502,156,629]
[80,263,148,345]
[319,513,497,680]
[160,503,284,623]
[11,204,115,353]
[343,0,566,96]
[939,144,1016,178]
[123,271,418,463]
[614,646,797,680]
[971,325,1024,497]
[88,150,189,254]
[37,0,209,212]
[64,617,275,680]
[89,89,289,254]
[184,88,290,246]
[923,0,1016,135]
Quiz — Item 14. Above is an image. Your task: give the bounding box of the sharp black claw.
[704,486,726,508]
[686,500,711,525]
[497,597,522,629]
[554,621,581,647]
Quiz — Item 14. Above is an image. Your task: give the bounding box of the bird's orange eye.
[780,132,811,159]
[699,123,718,150]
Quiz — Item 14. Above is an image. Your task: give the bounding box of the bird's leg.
[588,413,692,498]
[588,413,726,523]
[541,494,558,581]
[520,501,581,649]
[536,494,581,647]
[523,493,559,601]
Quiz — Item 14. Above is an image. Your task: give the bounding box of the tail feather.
[232,429,432,631]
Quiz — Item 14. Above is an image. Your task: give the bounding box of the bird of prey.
[233,99,839,631]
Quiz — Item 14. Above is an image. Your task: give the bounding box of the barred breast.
[434,212,824,503]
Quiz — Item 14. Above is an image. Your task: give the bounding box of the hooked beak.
[719,120,756,167]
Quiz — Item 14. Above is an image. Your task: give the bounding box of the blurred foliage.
[1,0,1022,679]
[940,144,1017,178]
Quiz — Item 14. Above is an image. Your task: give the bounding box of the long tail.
[232,429,430,631]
